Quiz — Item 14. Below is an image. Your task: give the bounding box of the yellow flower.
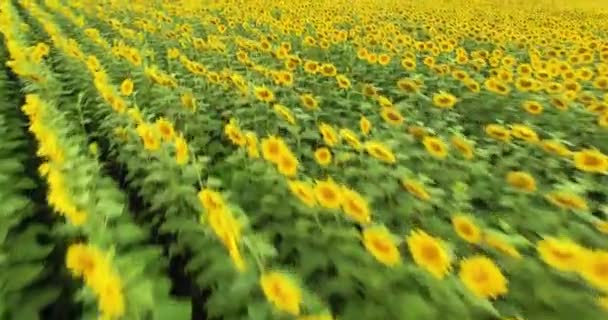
[522,100,543,115]
[254,86,274,103]
[511,124,539,143]
[484,233,522,259]
[450,135,474,159]
[401,178,431,201]
[320,63,337,77]
[485,124,511,142]
[580,250,608,291]
[506,171,536,192]
[277,151,299,177]
[360,116,372,135]
[273,104,296,125]
[537,237,588,272]
[407,229,452,279]
[422,136,448,159]
[452,215,482,244]
[380,107,404,125]
[120,78,134,96]
[181,92,197,112]
[363,226,401,267]
[598,296,608,311]
[341,187,371,225]
[224,122,247,146]
[599,112,608,127]
[97,273,126,319]
[314,179,342,209]
[156,117,175,141]
[245,131,259,158]
[401,57,416,70]
[541,139,571,156]
[365,141,396,163]
[375,95,393,109]
[335,74,351,89]
[288,180,316,207]
[573,149,608,173]
[545,191,588,211]
[66,243,105,279]
[260,271,302,316]
[136,123,160,151]
[432,91,458,108]
[378,53,391,66]
[300,93,319,110]
[397,78,422,93]
[303,60,319,74]
[174,134,189,165]
[459,255,508,299]
[339,129,362,150]
[314,147,332,166]
[318,123,339,147]
[197,188,226,213]
[261,136,288,163]
[595,221,608,234]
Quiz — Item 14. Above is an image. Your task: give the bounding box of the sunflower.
[407,229,452,279]
[244,132,259,158]
[357,47,369,60]
[339,129,362,150]
[580,251,608,291]
[465,79,481,92]
[459,255,508,299]
[360,116,372,135]
[224,122,247,146]
[408,125,428,140]
[506,171,537,192]
[273,104,296,125]
[260,271,302,315]
[541,139,571,156]
[545,191,588,211]
[537,237,588,272]
[599,112,608,127]
[300,93,319,110]
[401,57,416,70]
[314,179,342,209]
[261,136,288,163]
[320,63,337,77]
[485,124,511,142]
[120,78,134,96]
[303,60,319,74]
[432,91,458,108]
[254,86,275,103]
[483,233,521,259]
[318,123,339,147]
[277,151,298,177]
[573,149,608,173]
[401,178,431,201]
[174,134,189,165]
[365,141,396,163]
[181,92,197,112]
[335,74,351,89]
[397,78,421,93]
[136,123,160,151]
[363,226,401,267]
[422,136,448,159]
[341,187,372,225]
[197,188,226,213]
[361,83,378,97]
[66,243,105,279]
[550,96,569,110]
[376,95,393,108]
[452,215,482,244]
[287,180,316,207]
[522,100,543,115]
[380,107,404,125]
[515,77,536,92]
[450,135,474,159]
[314,147,332,166]
[278,71,294,86]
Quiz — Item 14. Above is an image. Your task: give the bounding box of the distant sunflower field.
[1,0,608,319]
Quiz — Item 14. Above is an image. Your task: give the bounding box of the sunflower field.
[1,0,608,319]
